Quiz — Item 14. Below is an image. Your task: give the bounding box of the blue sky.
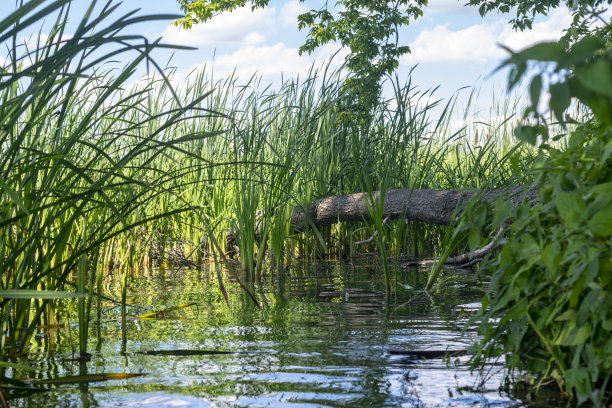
[3,0,574,118]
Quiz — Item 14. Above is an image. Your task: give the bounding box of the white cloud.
[279,0,308,26]
[211,43,308,79]
[118,41,348,104]
[407,23,502,64]
[198,42,346,82]
[404,8,572,64]
[161,5,275,48]
[500,9,571,51]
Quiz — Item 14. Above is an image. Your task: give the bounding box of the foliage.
[173,0,612,121]
[0,0,222,358]
[173,0,426,120]
[467,0,611,42]
[469,34,612,406]
[1,0,538,373]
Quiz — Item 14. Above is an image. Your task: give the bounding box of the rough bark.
[290,185,537,231]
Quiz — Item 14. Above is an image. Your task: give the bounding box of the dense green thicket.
[470,36,612,406]
[0,0,226,359]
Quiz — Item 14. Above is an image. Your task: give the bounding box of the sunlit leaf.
[554,309,576,322]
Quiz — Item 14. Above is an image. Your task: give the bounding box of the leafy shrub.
[470,35,612,406]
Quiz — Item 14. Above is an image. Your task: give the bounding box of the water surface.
[12,263,526,407]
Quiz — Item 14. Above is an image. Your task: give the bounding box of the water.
[11,263,528,407]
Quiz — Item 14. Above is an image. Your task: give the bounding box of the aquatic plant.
[0,0,222,359]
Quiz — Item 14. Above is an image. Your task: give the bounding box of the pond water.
[12,263,535,407]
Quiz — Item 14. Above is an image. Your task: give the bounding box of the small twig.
[354,216,390,246]
[444,227,505,265]
[401,227,506,268]
[449,257,482,269]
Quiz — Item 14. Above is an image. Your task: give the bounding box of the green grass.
[1,0,545,360]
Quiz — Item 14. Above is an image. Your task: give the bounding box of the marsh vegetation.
[1,0,610,406]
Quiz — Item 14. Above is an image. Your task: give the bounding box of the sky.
[3,0,575,119]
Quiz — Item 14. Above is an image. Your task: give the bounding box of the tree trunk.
[290,185,537,230]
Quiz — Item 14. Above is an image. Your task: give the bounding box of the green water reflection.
[13,263,522,407]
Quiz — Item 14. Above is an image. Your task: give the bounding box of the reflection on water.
[12,264,526,407]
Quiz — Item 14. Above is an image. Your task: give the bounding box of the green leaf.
[492,197,512,228]
[506,353,519,367]
[491,287,517,313]
[0,290,86,300]
[587,209,612,237]
[516,41,565,62]
[555,191,586,224]
[549,82,571,123]
[0,179,30,215]
[561,323,591,346]
[541,242,560,273]
[530,75,542,110]
[591,182,612,203]
[506,61,527,90]
[500,299,527,324]
[468,229,481,252]
[565,367,592,394]
[602,139,612,163]
[568,128,587,149]
[566,36,603,66]
[173,130,225,144]
[555,309,576,321]
[515,125,539,145]
[576,58,612,97]
[600,256,612,285]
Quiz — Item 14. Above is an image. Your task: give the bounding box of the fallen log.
[290,184,537,231]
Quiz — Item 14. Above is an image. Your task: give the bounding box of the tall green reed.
[159,64,536,277]
[0,0,224,358]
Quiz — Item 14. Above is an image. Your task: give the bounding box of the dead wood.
[400,228,507,269]
[290,184,537,231]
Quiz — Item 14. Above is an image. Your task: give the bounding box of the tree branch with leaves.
[173,0,611,123]
[173,0,427,122]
